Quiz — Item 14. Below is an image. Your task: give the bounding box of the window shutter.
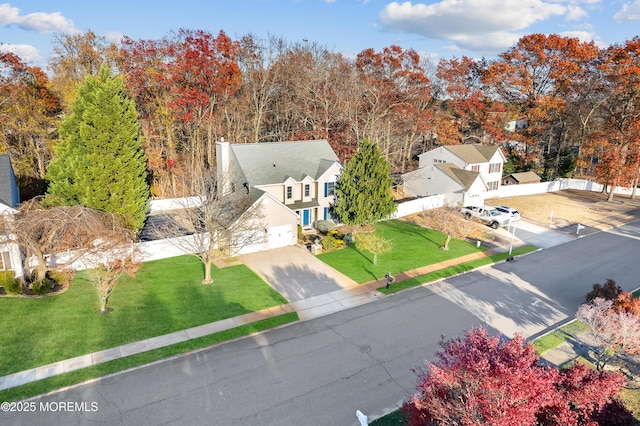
[324,182,328,197]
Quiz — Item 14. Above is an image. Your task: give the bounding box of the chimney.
[215,139,231,195]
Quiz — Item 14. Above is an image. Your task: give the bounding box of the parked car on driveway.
[494,205,521,221]
[461,205,512,229]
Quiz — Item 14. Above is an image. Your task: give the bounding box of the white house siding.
[418,147,460,168]
[260,196,298,248]
[463,178,487,206]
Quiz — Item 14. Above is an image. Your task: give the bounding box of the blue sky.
[1,0,640,68]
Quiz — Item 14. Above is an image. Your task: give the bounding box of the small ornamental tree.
[46,65,149,233]
[356,232,392,264]
[332,138,396,225]
[403,327,626,426]
[576,297,640,371]
[415,206,483,250]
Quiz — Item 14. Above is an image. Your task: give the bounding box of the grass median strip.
[377,245,538,294]
[0,312,298,402]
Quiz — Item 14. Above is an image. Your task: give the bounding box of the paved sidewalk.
[538,326,596,368]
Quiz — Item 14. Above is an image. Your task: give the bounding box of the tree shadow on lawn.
[380,219,443,247]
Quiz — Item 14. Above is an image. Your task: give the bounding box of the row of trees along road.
[2,31,640,199]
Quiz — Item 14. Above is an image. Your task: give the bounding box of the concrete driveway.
[240,246,358,302]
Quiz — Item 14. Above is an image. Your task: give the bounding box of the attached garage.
[268,224,293,250]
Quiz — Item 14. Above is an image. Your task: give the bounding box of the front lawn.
[0,255,288,377]
[317,220,486,283]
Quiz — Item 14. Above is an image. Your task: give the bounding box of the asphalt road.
[3,222,640,426]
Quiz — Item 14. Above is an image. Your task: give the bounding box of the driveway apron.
[240,246,358,302]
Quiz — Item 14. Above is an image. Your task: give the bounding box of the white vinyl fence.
[390,194,445,219]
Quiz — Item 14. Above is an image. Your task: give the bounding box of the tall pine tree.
[333,137,396,225]
[46,65,149,233]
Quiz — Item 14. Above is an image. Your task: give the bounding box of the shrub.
[316,220,337,234]
[48,270,72,286]
[31,279,51,295]
[321,235,339,250]
[343,233,353,246]
[0,270,20,294]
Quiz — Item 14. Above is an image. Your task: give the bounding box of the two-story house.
[215,139,342,253]
[402,144,506,206]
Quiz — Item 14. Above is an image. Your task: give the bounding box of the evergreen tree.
[333,138,396,225]
[46,65,149,233]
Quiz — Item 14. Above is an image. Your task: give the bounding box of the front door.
[303,209,310,226]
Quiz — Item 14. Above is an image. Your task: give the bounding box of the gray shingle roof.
[436,163,481,191]
[0,154,19,207]
[230,140,339,186]
[445,144,503,164]
[507,171,541,183]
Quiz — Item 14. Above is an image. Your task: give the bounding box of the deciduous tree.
[403,327,626,426]
[333,137,396,225]
[355,232,392,264]
[151,170,265,284]
[414,206,483,250]
[576,297,640,371]
[45,65,149,233]
[3,198,135,284]
[0,52,62,196]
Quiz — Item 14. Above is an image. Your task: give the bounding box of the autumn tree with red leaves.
[0,52,62,197]
[115,29,241,196]
[403,327,627,426]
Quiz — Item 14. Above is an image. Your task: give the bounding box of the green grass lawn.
[0,255,288,377]
[318,220,485,283]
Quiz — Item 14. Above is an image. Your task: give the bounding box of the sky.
[1,0,640,69]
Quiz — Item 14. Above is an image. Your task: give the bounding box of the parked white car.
[461,205,512,229]
[494,205,521,221]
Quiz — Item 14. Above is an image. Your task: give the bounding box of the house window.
[0,251,12,271]
[487,181,499,191]
[286,186,293,200]
[325,182,335,197]
[471,165,480,172]
[304,184,310,197]
[489,163,501,173]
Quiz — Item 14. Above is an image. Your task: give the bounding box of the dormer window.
[286,186,293,200]
[304,184,310,197]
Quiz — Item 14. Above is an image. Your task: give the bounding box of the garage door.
[268,224,293,249]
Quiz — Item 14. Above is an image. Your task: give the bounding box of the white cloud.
[379,0,574,53]
[104,31,124,44]
[558,30,606,47]
[613,0,640,21]
[565,5,587,20]
[0,3,77,33]
[0,43,42,63]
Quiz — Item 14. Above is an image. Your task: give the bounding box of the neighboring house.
[216,139,342,253]
[0,154,23,279]
[402,163,486,207]
[503,171,541,185]
[403,144,506,205]
[505,118,527,132]
[0,154,20,208]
